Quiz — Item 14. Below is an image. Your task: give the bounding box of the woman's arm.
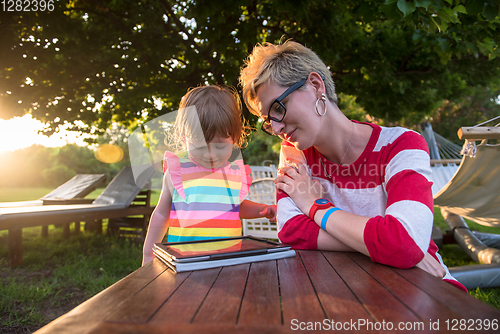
[275,185,356,251]
[317,228,357,252]
[142,172,173,266]
[276,164,369,255]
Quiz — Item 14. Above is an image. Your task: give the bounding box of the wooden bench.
[107,188,153,240]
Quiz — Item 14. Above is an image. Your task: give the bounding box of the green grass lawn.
[0,225,143,333]
[0,187,499,332]
[433,209,500,309]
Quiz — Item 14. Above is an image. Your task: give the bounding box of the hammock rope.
[460,115,500,158]
[433,131,462,159]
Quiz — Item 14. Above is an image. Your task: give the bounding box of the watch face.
[316,198,329,205]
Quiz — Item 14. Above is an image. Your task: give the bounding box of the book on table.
[153,236,296,273]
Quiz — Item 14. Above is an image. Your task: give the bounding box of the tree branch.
[65,1,130,33]
[159,0,201,54]
[394,68,434,75]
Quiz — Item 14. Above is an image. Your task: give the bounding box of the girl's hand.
[259,205,277,222]
[275,162,324,216]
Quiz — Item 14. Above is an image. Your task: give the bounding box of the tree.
[1,0,499,135]
[242,127,281,166]
[428,82,500,145]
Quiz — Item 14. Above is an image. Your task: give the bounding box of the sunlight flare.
[95,144,124,163]
[0,115,88,153]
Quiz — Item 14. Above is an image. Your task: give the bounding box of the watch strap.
[308,198,333,220]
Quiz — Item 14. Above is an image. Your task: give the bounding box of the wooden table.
[35,250,500,333]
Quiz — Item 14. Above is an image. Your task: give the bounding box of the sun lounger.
[0,166,158,267]
[0,174,106,207]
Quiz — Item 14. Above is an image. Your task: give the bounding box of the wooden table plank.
[35,260,167,334]
[105,260,190,323]
[192,264,249,324]
[299,251,371,322]
[323,251,421,323]
[148,267,221,324]
[394,264,500,320]
[238,260,282,326]
[348,253,461,322]
[278,251,326,324]
[91,322,292,334]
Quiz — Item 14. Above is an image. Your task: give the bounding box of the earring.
[315,93,327,116]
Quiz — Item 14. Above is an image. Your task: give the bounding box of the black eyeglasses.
[260,78,307,136]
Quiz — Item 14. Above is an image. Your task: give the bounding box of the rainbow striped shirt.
[164,151,252,242]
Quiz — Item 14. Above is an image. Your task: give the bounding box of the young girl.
[142,85,277,265]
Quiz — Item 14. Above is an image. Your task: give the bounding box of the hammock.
[420,122,462,196]
[423,118,500,286]
[428,161,460,197]
[434,143,500,227]
[432,115,500,227]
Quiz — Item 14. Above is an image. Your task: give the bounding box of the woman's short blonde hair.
[239,40,337,116]
[174,85,250,148]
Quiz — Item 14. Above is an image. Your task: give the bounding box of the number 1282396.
[2,0,55,12]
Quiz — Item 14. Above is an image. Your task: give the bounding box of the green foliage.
[470,287,500,309]
[41,165,74,187]
[337,92,372,122]
[427,83,500,145]
[383,1,500,33]
[1,0,500,136]
[242,128,281,166]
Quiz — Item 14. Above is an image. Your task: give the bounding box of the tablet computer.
[154,236,291,263]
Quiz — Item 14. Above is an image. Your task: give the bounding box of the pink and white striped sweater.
[277,121,466,292]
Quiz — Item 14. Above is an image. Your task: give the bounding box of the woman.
[239,40,466,292]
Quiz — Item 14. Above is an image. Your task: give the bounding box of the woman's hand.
[275,161,324,216]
